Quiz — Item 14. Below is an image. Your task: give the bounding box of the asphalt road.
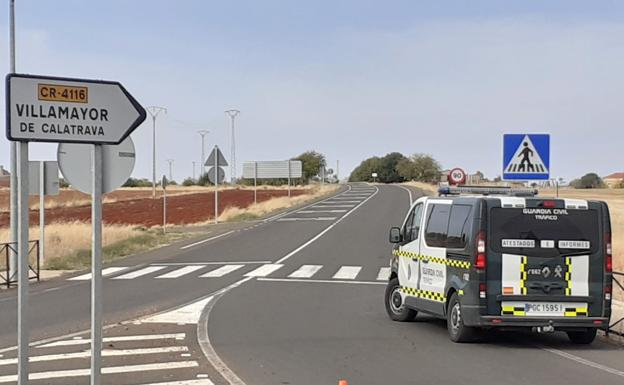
[0,183,623,384]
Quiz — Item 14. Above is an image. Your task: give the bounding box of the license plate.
[502,301,586,317]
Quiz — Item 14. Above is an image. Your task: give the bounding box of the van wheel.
[385,277,417,322]
[567,329,597,344]
[447,292,480,342]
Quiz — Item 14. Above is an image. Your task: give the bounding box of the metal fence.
[0,240,40,288]
[607,270,624,336]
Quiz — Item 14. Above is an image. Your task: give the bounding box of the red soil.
[0,189,305,228]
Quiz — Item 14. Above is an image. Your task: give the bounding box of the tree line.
[349,152,442,183]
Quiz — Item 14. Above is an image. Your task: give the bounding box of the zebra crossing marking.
[37,333,186,348]
[277,217,337,222]
[332,266,362,280]
[288,265,323,278]
[244,264,283,277]
[377,267,391,281]
[155,265,206,279]
[68,267,127,281]
[113,265,167,280]
[200,264,244,278]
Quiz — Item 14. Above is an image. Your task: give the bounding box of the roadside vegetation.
[349,152,441,183]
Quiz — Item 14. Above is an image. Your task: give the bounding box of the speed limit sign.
[448,168,466,185]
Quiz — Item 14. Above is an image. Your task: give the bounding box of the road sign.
[242,160,303,179]
[207,166,226,185]
[448,167,466,185]
[57,136,136,194]
[6,74,146,144]
[205,147,228,167]
[372,173,378,178]
[503,134,550,180]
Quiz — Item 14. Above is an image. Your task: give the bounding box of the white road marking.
[153,261,270,266]
[244,264,283,277]
[68,267,127,281]
[377,267,391,281]
[297,209,347,213]
[398,185,414,205]
[139,380,215,385]
[156,265,206,279]
[180,231,234,250]
[539,346,624,379]
[143,296,213,324]
[113,265,167,280]
[257,277,385,286]
[288,265,323,278]
[277,217,337,222]
[0,346,189,366]
[311,205,354,208]
[37,333,185,348]
[333,266,362,280]
[200,265,244,278]
[0,361,199,383]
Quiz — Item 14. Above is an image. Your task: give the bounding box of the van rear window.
[489,208,600,256]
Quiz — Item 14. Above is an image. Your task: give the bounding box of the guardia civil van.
[385,186,613,344]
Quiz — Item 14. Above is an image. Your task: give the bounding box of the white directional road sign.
[242,160,303,179]
[57,136,136,194]
[6,74,146,144]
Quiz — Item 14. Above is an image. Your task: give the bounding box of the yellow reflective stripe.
[565,257,572,296]
[520,256,528,295]
[564,307,588,317]
[400,286,446,303]
[393,249,471,269]
[502,306,526,316]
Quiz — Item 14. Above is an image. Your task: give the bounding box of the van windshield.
[489,207,600,257]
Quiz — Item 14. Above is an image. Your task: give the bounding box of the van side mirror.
[389,227,402,243]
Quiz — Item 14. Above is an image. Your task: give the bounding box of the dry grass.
[0,221,142,269]
[403,181,438,195]
[217,184,339,222]
[540,188,624,272]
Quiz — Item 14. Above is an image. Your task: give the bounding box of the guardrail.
[607,271,624,337]
[0,240,40,288]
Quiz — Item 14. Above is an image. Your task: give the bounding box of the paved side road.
[206,184,624,385]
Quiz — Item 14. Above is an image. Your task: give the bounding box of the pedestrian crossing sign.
[503,134,550,180]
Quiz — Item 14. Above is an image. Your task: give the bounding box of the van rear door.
[486,198,609,318]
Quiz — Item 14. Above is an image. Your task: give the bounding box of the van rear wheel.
[567,328,597,344]
[385,277,417,322]
[447,292,481,342]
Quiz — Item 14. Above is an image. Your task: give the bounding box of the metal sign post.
[288,160,291,198]
[91,144,103,385]
[17,141,29,385]
[214,147,219,224]
[162,175,167,233]
[205,146,228,224]
[254,161,258,205]
[39,162,45,262]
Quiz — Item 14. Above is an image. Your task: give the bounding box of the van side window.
[425,204,451,247]
[446,205,472,249]
[403,204,423,242]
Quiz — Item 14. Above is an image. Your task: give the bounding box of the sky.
[1,0,624,182]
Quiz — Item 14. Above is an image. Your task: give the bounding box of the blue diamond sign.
[503,134,550,180]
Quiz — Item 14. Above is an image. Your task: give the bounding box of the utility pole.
[225,109,240,183]
[192,161,196,180]
[197,130,209,176]
[166,159,174,181]
[146,106,167,198]
[336,160,339,182]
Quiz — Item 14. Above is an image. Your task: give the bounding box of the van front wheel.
[385,278,417,322]
[447,292,480,342]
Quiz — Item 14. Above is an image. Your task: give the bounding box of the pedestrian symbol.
[503,134,550,180]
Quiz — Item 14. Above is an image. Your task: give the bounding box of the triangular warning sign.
[504,135,548,174]
[205,146,228,167]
